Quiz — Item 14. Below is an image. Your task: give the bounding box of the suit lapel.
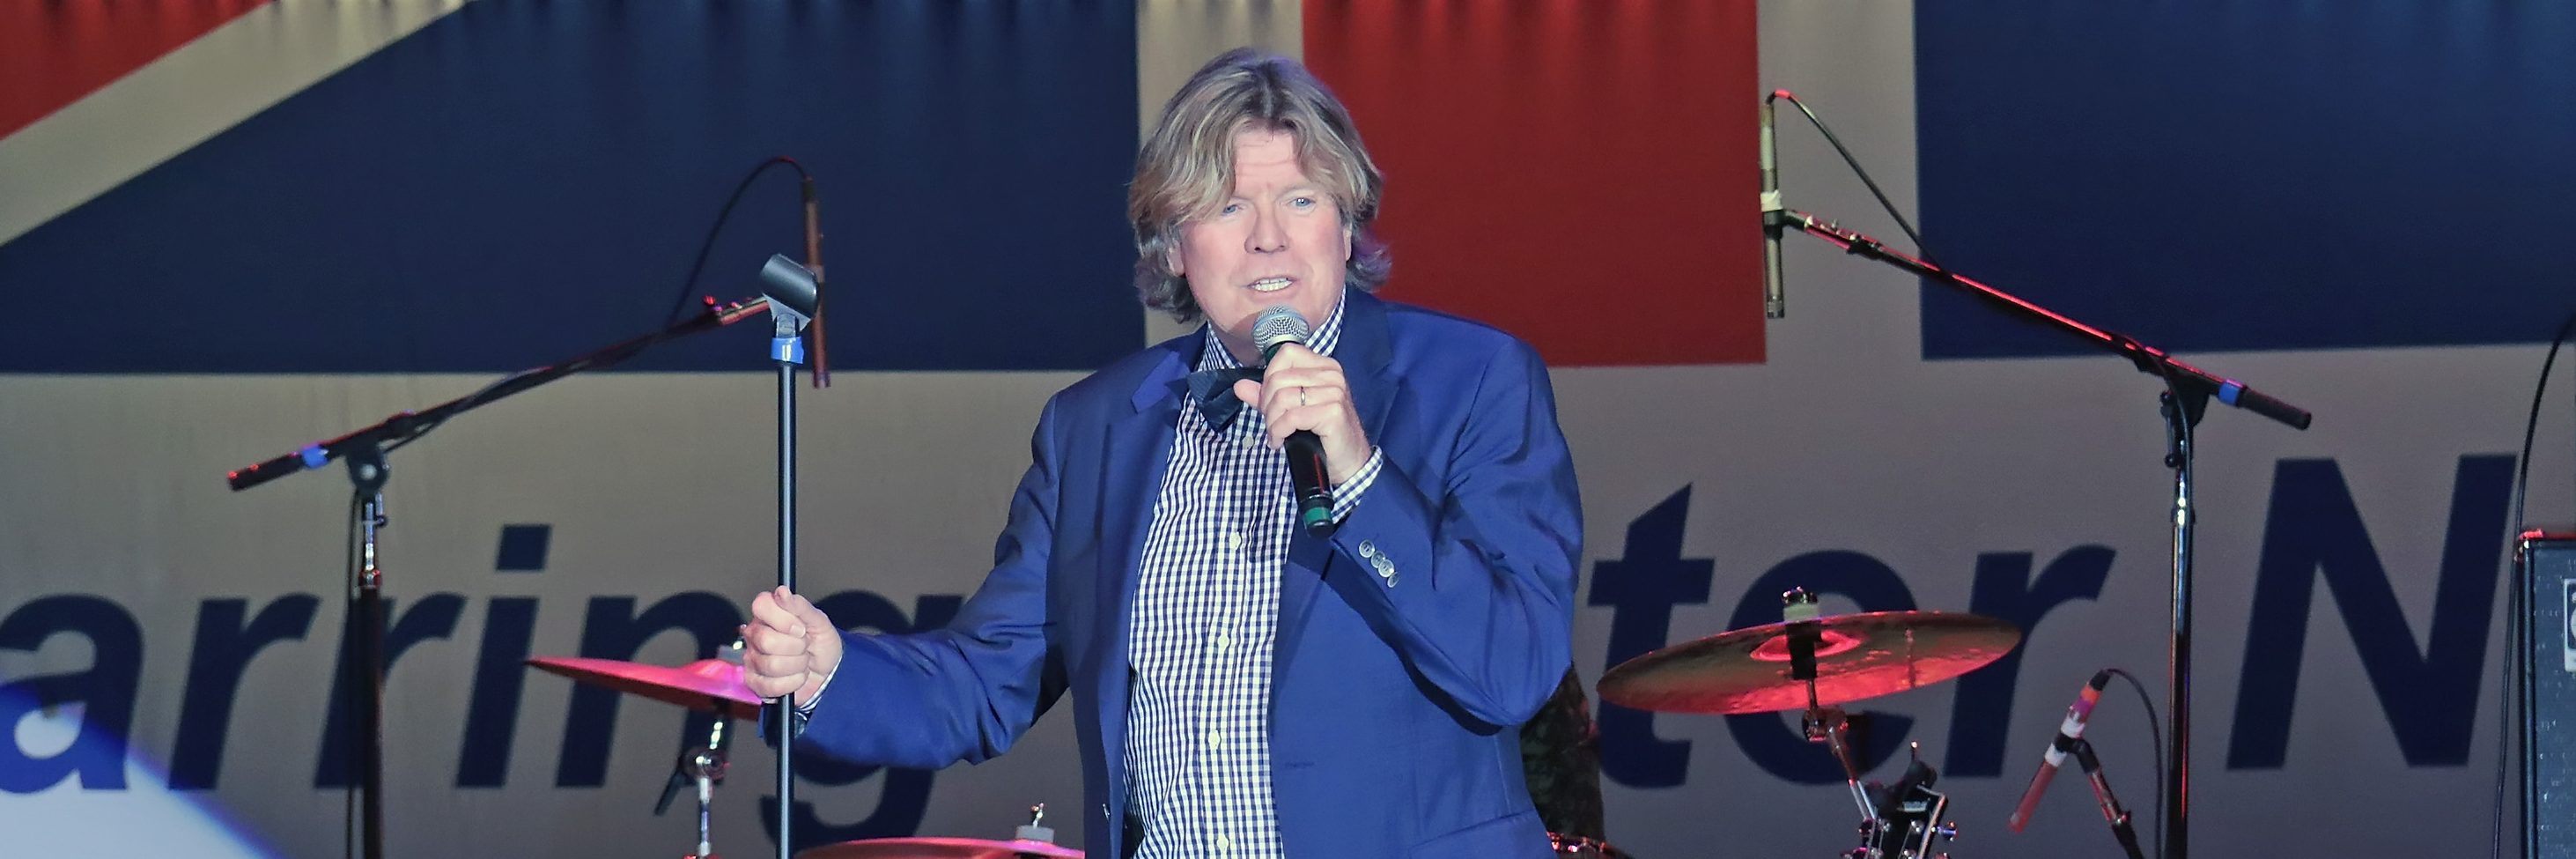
[1274,292,1400,673]
[1340,293,1401,461]
[1097,380,1182,628]
[1091,342,1188,774]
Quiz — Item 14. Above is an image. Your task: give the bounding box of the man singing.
[741,48,1583,858]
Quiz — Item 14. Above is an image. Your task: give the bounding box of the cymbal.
[795,836,1083,859]
[1597,611,2020,715]
[525,655,764,721]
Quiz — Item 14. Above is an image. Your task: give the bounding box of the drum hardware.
[662,707,732,859]
[529,642,761,857]
[1850,744,1954,859]
[526,647,1085,858]
[1546,830,1629,856]
[795,804,1083,859]
[1599,587,2023,858]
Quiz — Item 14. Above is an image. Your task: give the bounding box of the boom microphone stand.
[1757,90,2313,856]
[1771,206,2311,858]
[225,294,777,859]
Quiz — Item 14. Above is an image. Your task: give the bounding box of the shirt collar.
[1198,290,1348,373]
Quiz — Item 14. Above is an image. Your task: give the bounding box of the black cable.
[2492,511,2519,859]
[665,156,809,327]
[379,330,656,455]
[2493,308,2576,859]
[2104,668,2164,859]
[388,154,805,455]
[377,368,533,455]
[1771,92,1938,266]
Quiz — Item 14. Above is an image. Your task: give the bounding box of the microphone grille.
[1251,306,1310,360]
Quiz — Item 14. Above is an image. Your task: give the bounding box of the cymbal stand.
[1783,589,1878,826]
[658,644,745,858]
[1805,688,1878,826]
[683,709,732,859]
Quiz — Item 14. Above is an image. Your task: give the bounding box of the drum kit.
[526,587,2022,859]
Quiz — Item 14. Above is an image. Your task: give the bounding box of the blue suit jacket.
[797,292,1583,857]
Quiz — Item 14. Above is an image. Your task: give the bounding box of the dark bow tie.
[1185,365,1263,431]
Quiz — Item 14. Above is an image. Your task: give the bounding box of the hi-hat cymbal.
[526,655,764,721]
[795,836,1083,859]
[1597,611,2020,715]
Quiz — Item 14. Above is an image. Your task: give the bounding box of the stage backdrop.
[5,2,2574,857]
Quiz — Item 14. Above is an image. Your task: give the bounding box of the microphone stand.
[755,253,823,859]
[225,294,775,859]
[2065,737,2149,859]
[686,715,733,858]
[1775,209,2314,859]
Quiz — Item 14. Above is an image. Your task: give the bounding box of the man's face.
[1174,126,1351,362]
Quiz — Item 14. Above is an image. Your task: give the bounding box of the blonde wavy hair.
[1129,48,1391,322]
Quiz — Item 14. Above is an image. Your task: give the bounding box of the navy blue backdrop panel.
[0,1,1141,373]
[1915,1,2576,359]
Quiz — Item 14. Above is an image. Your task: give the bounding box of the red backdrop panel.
[0,0,272,139]
[1303,0,1763,367]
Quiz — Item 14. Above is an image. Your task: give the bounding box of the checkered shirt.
[1123,295,1384,859]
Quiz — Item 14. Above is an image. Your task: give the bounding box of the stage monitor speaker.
[2524,532,2576,859]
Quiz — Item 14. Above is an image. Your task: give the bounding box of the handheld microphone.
[1252,306,1335,537]
[2007,669,2114,832]
[1760,90,1788,319]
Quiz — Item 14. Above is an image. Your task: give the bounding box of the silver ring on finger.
[1299,386,1308,407]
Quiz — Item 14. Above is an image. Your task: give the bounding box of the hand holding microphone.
[1233,306,1371,534]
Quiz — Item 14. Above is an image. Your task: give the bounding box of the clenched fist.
[739,586,841,707]
[1231,341,1372,485]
